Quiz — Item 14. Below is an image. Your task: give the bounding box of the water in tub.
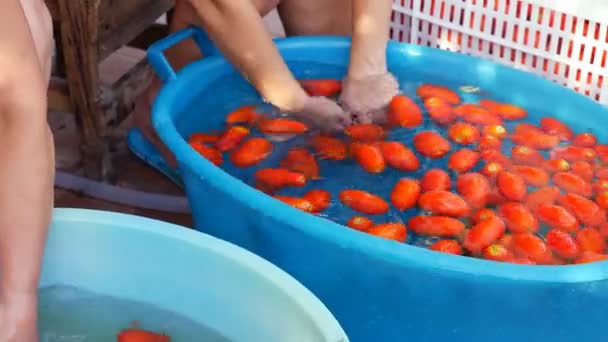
[39,285,231,341]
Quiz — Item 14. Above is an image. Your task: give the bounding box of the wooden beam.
[57,0,108,180]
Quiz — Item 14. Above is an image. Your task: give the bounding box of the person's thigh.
[277,0,352,36]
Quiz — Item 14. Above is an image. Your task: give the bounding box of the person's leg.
[134,0,280,166]
[277,0,352,36]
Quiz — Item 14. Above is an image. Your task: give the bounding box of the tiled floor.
[54,11,286,227]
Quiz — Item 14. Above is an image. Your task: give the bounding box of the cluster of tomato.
[187,79,608,266]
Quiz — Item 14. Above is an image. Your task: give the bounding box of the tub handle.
[147,26,218,83]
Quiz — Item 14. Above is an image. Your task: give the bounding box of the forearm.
[348,0,393,79]
[188,0,307,112]
[0,0,54,299]
[0,100,54,298]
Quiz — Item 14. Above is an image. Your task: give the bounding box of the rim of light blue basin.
[151,35,608,284]
[45,208,348,341]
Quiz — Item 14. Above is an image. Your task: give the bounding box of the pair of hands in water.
[293,72,400,131]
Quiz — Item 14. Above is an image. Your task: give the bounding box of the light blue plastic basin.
[40,208,348,342]
[144,27,608,342]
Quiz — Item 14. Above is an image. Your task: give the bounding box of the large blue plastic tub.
[40,208,348,341]
[146,28,608,341]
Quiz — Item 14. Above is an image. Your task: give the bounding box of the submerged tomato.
[346,216,374,232]
[368,223,408,242]
[430,240,463,255]
[456,173,490,209]
[391,178,421,211]
[413,131,451,158]
[387,95,423,128]
[421,169,452,191]
[448,149,480,173]
[418,191,471,217]
[463,216,506,254]
[339,190,389,215]
[408,215,465,237]
[496,171,527,201]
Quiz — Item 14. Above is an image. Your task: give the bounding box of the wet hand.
[290,96,352,132]
[338,72,400,125]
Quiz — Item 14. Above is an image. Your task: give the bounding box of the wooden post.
[56,0,111,180]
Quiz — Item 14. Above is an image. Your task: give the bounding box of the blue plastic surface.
[40,208,348,342]
[148,33,608,341]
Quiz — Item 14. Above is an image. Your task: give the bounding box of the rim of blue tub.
[49,208,348,341]
[151,35,608,283]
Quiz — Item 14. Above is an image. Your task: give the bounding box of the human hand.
[0,292,39,342]
[289,96,352,132]
[338,72,400,125]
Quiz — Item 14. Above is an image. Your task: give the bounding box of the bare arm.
[347,0,393,79]
[0,1,54,339]
[188,0,308,112]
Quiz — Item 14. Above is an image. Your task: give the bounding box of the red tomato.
[524,186,560,213]
[541,159,570,174]
[463,216,506,254]
[339,190,389,215]
[257,118,308,134]
[391,178,421,211]
[539,117,574,141]
[424,97,456,125]
[472,208,498,224]
[408,216,466,237]
[447,122,480,145]
[455,104,503,125]
[379,142,420,171]
[481,162,504,178]
[498,202,539,234]
[230,137,273,168]
[430,240,463,255]
[302,189,331,213]
[571,161,594,182]
[511,233,554,265]
[478,134,502,150]
[117,328,170,342]
[448,149,480,173]
[550,146,596,162]
[418,191,471,218]
[574,252,608,264]
[346,216,374,232]
[573,132,598,147]
[482,244,514,262]
[387,95,423,128]
[413,131,451,158]
[420,169,451,191]
[576,228,606,253]
[552,172,593,197]
[417,84,461,104]
[300,79,342,97]
[546,229,580,259]
[511,146,544,166]
[558,193,606,227]
[350,142,385,174]
[512,165,550,187]
[537,204,579,232]
[368,223,408,242]
[310,135,348,161]
[497,171,527,201]
[456,173,491,209]
[344,124,385,142]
